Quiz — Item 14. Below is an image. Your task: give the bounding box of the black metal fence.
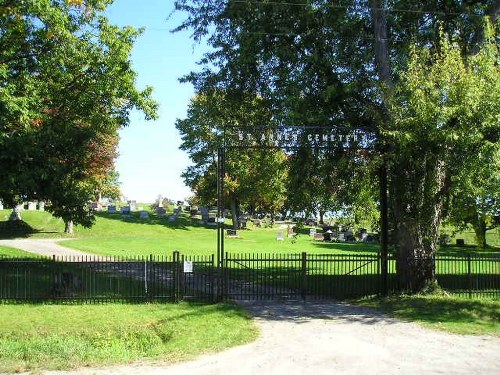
[0,252,214,302]
[0,252,498,302]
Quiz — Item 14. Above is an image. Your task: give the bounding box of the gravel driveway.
[41,300,499,375]
[2,239,500,375]
[0,238,87,258]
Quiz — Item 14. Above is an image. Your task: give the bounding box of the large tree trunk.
[473,219,487,249]
[230,196,240,230]
[9,207,22,221]
[64,220,74,234]
[391,157,446,292]
[319,210,324,225]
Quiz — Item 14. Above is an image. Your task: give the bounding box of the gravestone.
[314,233,324,241]
[27,202,36,210]
[129,200,137,211]
[107,205,117,213]
[276,231,285,241]
[190,206,199,218]
[156,207,166,217]
[38,201,45,211]
[121,206,131,214]
[200,206,209,222]
[226,229,237,236]
[139,210,150,219]
[287,225,295,238]
[0,200,3,210]
[337,233,345,242]
[456,239,465,246]
[309,228,317,237]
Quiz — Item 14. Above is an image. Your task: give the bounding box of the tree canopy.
[0,0,158,231]
[174,0,499,291]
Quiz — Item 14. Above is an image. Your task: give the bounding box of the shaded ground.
[2,239,499,375]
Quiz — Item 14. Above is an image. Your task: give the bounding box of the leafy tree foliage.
[387,27,499,288]
[176,90,288,228]
[0,0,158,232]
[174,0,499,291]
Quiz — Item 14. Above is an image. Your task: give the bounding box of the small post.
[467,254,472,299]
[379,165,389,296]
[173,251,180,302]
[301,252,307,301]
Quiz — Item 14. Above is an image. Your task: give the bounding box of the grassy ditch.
[0,302,258,373]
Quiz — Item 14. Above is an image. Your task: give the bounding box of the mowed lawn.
[0,302,258,373]
[0,209,498,257]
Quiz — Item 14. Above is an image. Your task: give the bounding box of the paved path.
[0,238,88,258]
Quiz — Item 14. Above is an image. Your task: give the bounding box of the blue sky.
[105,0,206,203]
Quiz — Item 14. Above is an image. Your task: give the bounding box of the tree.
[176,90,288,228]
[446,144,499,248]
[387,27,499,286]
[0,0,158,232]
[174,0,499,291]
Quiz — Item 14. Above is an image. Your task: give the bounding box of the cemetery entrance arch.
[216,125,389,300]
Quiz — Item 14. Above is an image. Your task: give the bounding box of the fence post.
[467,254,472,299]
[211,254,216,303]
[301,252,307,301]
[173,251,180,302]
[148,254,153,301]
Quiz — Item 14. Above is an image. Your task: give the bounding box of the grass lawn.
[2,210,497,258]
[0,246,35,258]
[0,302,258,373]
[352,294,500,336]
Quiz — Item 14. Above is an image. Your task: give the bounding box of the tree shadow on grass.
[0,220,39,239]
[364,295,500,328]
[437,245,500,256]
[94,212,212,231]
[312,241,381,254]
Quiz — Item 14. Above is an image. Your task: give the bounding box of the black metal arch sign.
[222,125,376,149]
[216,125,378,259]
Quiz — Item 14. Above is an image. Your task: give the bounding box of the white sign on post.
[183,261,193,273]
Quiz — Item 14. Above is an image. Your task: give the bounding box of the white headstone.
[0,200,3,210]
[27,202,36,210]
[129,200,137,211]
[276,231,285,241]
[38,201,45,211]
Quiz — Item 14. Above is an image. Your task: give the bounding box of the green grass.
[352,294,500,336]
[1,210,497,258]
[0,246,35,258]
[0,302,258,373]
